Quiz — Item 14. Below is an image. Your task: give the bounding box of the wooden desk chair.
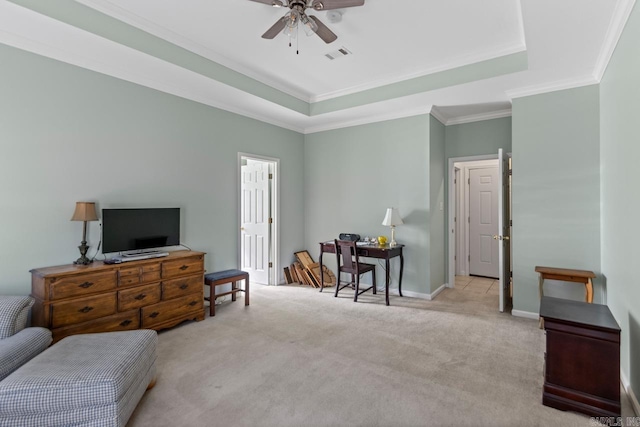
[334,239,377,302]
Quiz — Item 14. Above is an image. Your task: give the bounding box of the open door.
[240,160,271,285]
[497,149,512,312]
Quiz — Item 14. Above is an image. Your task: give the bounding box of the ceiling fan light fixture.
[271,1,284,7]
[313,2,325,11]
[300,13,318,36]
[283,10,300,38]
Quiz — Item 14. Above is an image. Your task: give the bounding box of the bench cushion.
[205,269,247,283]
[0,330,156,417]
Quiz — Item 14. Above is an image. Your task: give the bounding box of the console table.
[319,242,404,306]
[30,251,205,342]
[540,296,621,417]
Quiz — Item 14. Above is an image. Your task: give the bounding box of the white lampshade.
[382,208,403,226]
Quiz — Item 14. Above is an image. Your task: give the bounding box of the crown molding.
[0,9,305,134]
[593,0,636,81]
[505,74,598,100]
[445,109,512,126]
[429,108,448,126]
[303,106,433,134]
[309,43,527,103]
[76,0,313,103]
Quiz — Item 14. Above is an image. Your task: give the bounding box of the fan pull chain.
[296,25,299,54]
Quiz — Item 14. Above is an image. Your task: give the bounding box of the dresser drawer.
[142,263,161,273]
[118,283,161,311]
[50,271,117,300]
[118,267,140,278]
[141,294,202,328]
[162,256,203,279]
[52,310,140,342]
[142,271,161,283]
[51,293,117,329]
[162,275,203,300]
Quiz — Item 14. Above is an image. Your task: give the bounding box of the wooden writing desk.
[319,242,404,306]
[535,266,595,303]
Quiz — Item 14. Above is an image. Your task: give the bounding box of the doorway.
[447,152,512,312]
[238,154,279,286]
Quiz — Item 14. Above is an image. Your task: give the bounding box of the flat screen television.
[102,208,180,254]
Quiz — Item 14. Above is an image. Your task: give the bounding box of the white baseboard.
[401,284,447,301]
[511,310,539,320]
[622,371,640,416]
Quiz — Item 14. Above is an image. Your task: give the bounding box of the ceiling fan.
[249,0,365,45]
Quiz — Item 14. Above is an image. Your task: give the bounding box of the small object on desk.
[535,266,595,303]
[377,236,387,245]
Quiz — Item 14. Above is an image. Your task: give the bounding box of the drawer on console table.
[52,310,140,342]
[162,256,204,279]
[162,275,203,300]
[50,271,117,300]
[118,283,161,311]
[51,293,117,329]
[141,293,203,328]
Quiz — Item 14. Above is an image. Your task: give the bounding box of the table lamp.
[382,207,403,247]
[71,202,99,265]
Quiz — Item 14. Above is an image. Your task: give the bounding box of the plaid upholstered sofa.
[0,296,157,426]
[0,296,52,381]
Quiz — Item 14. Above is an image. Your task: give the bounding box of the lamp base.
[74,241,92,265]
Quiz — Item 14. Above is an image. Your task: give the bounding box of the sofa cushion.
[0,330,157,416]
[0,327,51,381]
[0,297,34,339]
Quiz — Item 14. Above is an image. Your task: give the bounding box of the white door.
[497,149,512,312]
[240,161,270,284]
[469,166,499,278]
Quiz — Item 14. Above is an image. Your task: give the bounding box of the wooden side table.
[535,266,595,303]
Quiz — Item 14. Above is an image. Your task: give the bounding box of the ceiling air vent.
[325,47,352,60]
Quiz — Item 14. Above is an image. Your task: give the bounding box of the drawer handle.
[79,306,94,314]
[189,301,197,307]
[149,312,160,318]
[179,265,189,271]
[134,294,146,301]
[120,319,132,327]
[179,284,188,290]
[78,281,94,289]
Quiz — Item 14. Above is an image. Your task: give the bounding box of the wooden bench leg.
[232,281,237,302]
[244,274,250,307]
[210,284,216,317]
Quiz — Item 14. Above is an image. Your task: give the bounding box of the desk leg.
[398,251,404,297]
[586,278,594,303]
[319,251,325,293]
[385,258,390,306]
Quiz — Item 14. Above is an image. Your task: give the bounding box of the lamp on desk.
[381,207,403,247]
[71,202,99,265]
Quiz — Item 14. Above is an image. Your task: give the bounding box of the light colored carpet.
[128,284,635,427]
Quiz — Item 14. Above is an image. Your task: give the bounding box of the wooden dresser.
[30,251,205,342]
[540,296,621,418]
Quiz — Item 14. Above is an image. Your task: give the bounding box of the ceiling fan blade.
[262,16,287,39]
[249,0,283,6]
[309,16,337,44]
[312,0,364,10]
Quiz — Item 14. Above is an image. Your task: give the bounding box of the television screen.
[102,208,180,253]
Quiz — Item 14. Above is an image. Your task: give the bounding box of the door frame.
[447,154,497,290]
[238,153,280,286]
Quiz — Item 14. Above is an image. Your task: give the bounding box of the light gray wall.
[443,117,512,286]
[600,0,640,402]
[445,117,512,160]
[304,116,431,295]
[511,85,601,314]
[429,116,446,291]
[0,44,305,295]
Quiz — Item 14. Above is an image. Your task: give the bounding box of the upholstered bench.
[204,269,250,316]
[0,330,157,427]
